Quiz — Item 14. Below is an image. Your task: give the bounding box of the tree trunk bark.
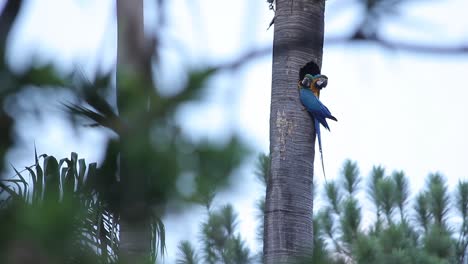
[264,0,325,263]
[116,0,152,262]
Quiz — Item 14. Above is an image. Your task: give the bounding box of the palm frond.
[455,181,468,263]
[367,165,385,222]
[221,204,237,237]
[151,212,167,261]
[63,103,121,133]
[2,151,121,262]
[341,160,361,195]
[376,177,396,225]
[340,198,362,246]
[455,181,468,223]
[176,241,199,264]
[414,192,431,233]
[426,173,450,228]
[254,153,270,188]
[324,180,342,215]
[392,170,410,221]
[255,198,265,244]
[222,234,251,264]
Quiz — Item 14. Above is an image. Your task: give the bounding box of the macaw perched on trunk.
[299,72,337,181]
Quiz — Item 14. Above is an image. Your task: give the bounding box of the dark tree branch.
[326,34,468,54]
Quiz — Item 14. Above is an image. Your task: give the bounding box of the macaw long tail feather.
[315,119,327,183]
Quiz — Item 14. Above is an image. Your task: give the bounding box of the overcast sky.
[3,0,468,262]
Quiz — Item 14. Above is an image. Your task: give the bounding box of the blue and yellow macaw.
[299,73,337,180]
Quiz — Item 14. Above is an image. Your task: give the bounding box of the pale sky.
[2,0,468,262]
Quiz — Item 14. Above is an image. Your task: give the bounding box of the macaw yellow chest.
[311,82,320,98]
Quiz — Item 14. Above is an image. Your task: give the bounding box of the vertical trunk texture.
[116,0,152,262]
[264,0,325,263]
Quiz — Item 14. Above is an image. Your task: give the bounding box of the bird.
[299,72,337,181]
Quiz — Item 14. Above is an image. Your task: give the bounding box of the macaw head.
[299,61,328,97]
[301,74,328,97]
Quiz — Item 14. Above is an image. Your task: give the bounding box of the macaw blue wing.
[300,88,337,181]
[299,88,337,130]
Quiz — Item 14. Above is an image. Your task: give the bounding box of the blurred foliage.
[0,152,116,263]
[176,241,199,264]
[310,161,468,264]
[250,155,468,263]
[1,0,248,263]
[253,153,269,257]
[176,204,252,264]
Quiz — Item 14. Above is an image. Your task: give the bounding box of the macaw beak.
[316,78,328,89]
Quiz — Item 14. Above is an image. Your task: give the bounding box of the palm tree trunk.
[264,0,325,263]
[116,0,152,262]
